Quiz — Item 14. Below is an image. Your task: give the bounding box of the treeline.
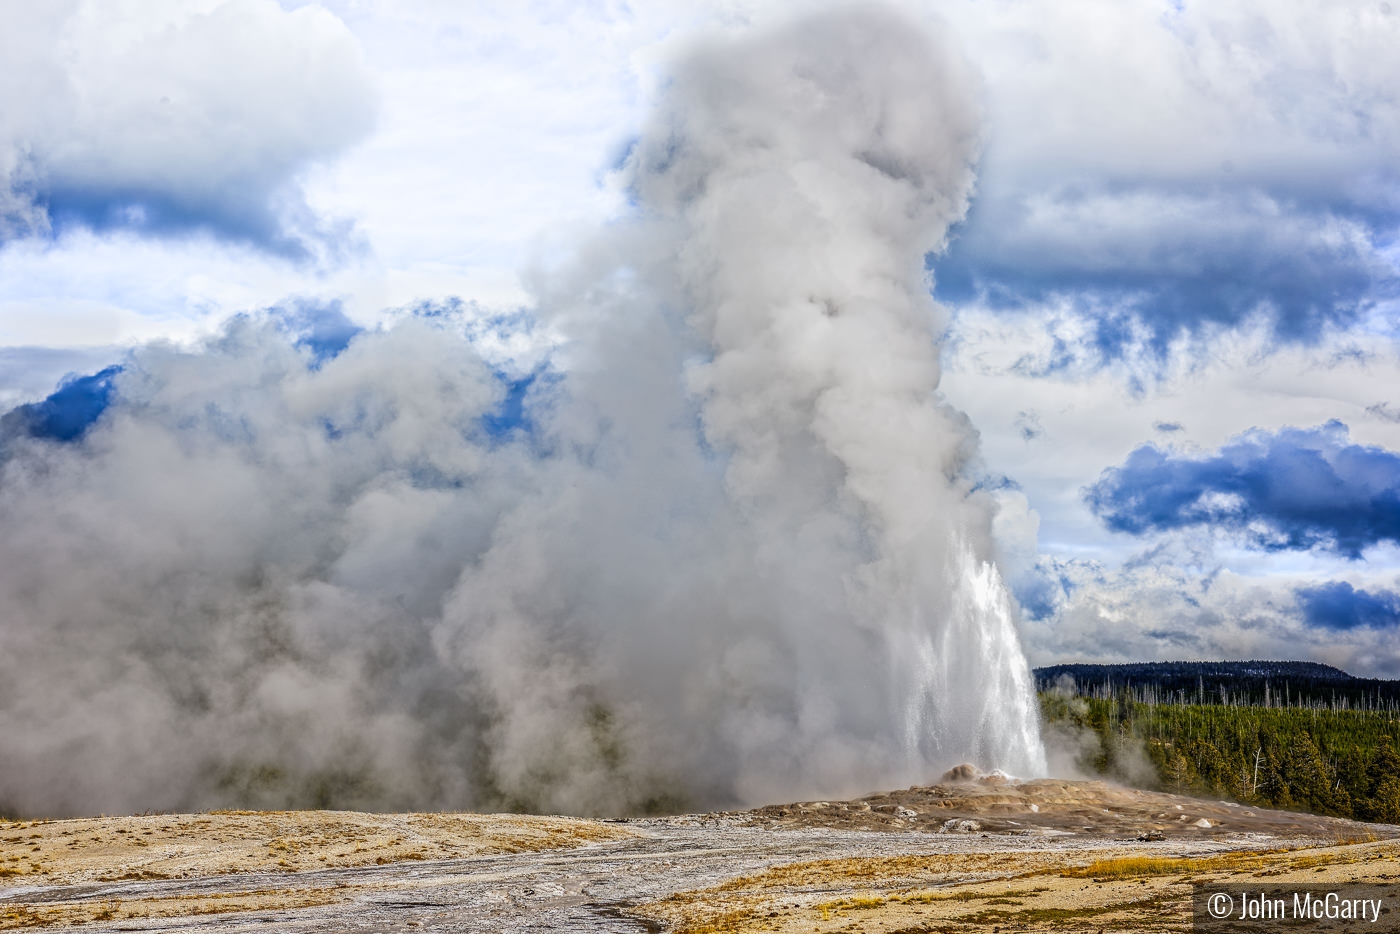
[1034,661,1400,711]
[1040,692,1400,824]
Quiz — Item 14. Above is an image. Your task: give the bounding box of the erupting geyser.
[629,7,1047,788]
[0,4,1044,819]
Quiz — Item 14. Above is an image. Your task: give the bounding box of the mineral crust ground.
[3,779,1397,932]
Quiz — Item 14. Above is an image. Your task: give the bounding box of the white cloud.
[0,345,122,411]
[948,0,1400,185]
[946,306,1400,672]
[947,308,1400,559]
[0,0,375,250]
[1019,559,1400,678]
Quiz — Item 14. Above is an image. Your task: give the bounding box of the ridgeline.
[1034,660,1400,710]
[1035,661,1400,824]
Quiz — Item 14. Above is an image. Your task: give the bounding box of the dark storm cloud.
[1085,420,1400,557]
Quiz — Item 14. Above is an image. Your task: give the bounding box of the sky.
[3,0,1400,686]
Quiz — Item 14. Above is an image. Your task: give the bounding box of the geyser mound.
[0,4,1043,819]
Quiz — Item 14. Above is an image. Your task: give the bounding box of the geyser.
[0,4,1044,819]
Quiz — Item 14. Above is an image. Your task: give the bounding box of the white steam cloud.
[0,4,1044,818]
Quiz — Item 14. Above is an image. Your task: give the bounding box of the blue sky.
[4,0,1400,677]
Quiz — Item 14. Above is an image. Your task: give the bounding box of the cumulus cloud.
[1085,421,1400,557]
[0,345,126,411]
[0,6,1046,819]
[1018,560,1400,678]
[1369,402,1400,424]
[0,0,375,256]
[942,309,1400,562]
[1295,581,1400,631]
[935,190,1397,354]
[930,0,1400,354]
[942,299,1400,674]
[0,365,122,446]
[1014,410,1043,442]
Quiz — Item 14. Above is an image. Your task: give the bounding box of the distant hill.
[1033,660,1400,709]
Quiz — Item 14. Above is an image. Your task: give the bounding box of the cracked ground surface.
[3,780,1397,932]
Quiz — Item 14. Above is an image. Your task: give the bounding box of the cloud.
[934,190,1397,354]
[1017,560,1400,679]
[1084,420,1400,558]
[943,306,1400,579]
[0,365,122,445]
[928,0,1400,356]
[273,299,364,365]
[1014,410,1043,442]
[0,345,127,410]
[1368,401,1400,424]
[0,0,375,257]
[0,300,364,452]
[1295,581,1400,631]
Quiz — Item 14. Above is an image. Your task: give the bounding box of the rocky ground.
[3,775,1397,932]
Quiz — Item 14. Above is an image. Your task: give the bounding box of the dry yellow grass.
[637,839,1400,934]
[2,886,346,929]
[1061,850,1285,880]
[0,809,637,930]
[685,848,1109,897]
[0,809,634,887]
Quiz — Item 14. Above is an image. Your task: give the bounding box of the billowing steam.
[0,5,1044,818]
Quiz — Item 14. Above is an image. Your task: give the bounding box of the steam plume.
[0,4,1044,818]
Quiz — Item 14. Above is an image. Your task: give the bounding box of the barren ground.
[3,779,1397,932]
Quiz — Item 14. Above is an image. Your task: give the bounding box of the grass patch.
[957,896,1168,926]
[0,886,346,929]
[898,886,1043,906]
[1331,832,1379,846]
[1063,851,1278,880]
[673,907,763,933]
[96,870,171,881]
[815,885,1046,918]
[824,892,890,911]
[1,905,62,928]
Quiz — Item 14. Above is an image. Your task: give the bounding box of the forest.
[1037,663,1400,824]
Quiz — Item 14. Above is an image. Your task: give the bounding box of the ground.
[2,779,1397,932]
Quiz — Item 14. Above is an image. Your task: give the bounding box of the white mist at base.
[0,4,1046,818]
